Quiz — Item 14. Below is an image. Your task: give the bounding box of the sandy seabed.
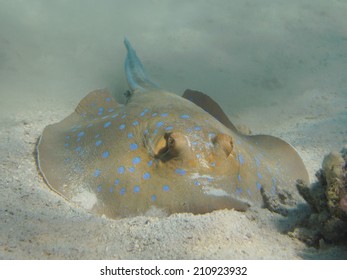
[0,88,346,259]
[0,0,347,260]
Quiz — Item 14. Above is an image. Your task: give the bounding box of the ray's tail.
[124,38,159,93]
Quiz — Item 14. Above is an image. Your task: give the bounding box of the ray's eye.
[154,132,174,161]
[154,132,184,162]
[212,133,234,158]
[167,133,175,148]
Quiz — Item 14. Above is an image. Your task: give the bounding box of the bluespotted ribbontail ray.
[37,39,309,219]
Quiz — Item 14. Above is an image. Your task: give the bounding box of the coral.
[292,147,347,246]
[322,152,346,219]
[260,186,297,216]
[340,194,347,214]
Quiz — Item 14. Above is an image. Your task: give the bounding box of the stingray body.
[37,39,309,219]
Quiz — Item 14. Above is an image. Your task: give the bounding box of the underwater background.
[0,0,346,119]
[0,0,346,259]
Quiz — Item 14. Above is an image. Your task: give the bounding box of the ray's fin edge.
[182,89,309,185]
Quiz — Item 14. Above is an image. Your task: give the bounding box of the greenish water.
[0,0,347,261]
[0,0,346,118]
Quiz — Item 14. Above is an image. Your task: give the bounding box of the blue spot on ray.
[77,131,84,137]
[95,140,102,146]
[114,179,120,185]
[175,168,186,176]
[151,113,158,117]
[238,154,244,165]
[97,185,102,192]
[143,172,151,180]
[140,108,149,117]
[134,186,140,193]
[257,172,262,179]
[102,151,110,158]
[104,121,111,128]
[128,167,135,173]
[118,166,125,174]
[120,188,126,195]
[130,143,138,150]
[105,97,111,102]
[165,126,173,131]
[151,195,157,201]
[180,114,190,119]
[109,187,114,193]
[148,160,153,167]
[94,169,101,177]
[256,182,262,190]
[128,133,134,139]
[119,123,126,130]
[133,120,139,126]
[163,185,170,192]
[98,107,104,115]
[237,174,242,182]
[194,126,201,131]
[111,113,118,119]
[156,121,164,128]
[161,113,168,117]
[132,156,141,165]
[65,135,70,139]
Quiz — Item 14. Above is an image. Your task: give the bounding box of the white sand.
[0,0,346,259]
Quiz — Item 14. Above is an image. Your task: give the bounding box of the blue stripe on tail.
[124,38,159,92]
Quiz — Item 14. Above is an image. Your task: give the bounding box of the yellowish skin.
[37,88,309,219]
